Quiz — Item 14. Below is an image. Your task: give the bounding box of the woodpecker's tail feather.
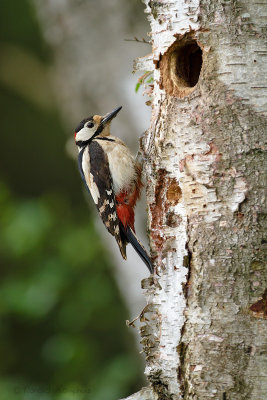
[120,224,153,273]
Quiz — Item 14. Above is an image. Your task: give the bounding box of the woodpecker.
[74,106,153,273]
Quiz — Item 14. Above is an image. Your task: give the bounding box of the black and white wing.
[78,141,127,259]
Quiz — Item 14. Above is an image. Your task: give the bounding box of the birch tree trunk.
[126,1,267,399]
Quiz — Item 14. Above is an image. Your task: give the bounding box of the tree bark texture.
[128,1,266,399]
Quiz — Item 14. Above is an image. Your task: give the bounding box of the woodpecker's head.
[74,106,122,147]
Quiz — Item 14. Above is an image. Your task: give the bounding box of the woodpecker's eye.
[87,122,94,129]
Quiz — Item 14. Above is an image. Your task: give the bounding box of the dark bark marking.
[166,178,182,204]
[150,168,168,253]
[249,289,267,318]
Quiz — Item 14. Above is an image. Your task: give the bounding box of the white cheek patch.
[76,127,94,142]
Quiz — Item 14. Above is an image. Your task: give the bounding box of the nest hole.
[172,41,202,88]
[160,38,203,97]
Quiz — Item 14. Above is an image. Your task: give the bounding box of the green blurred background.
[0,0,148,399]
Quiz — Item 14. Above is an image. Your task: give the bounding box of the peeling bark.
[125,1,266,399]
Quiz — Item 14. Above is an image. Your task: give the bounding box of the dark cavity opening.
[160,36,203,97]
[174,41,202,88]
[171,40,202,89]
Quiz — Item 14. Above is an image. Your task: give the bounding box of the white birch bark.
[125,0,266,399]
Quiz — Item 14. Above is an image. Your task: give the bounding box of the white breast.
[96,138,137,194]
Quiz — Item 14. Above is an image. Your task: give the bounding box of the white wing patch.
[88,173,100,204]
[82,148,100,204]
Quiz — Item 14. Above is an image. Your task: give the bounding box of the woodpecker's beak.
[101,106,122,127]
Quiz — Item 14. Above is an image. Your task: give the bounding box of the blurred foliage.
[135,71,153,93]
[0,0,143,399]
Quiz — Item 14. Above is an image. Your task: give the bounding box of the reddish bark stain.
[166,178,182,205]
[179,141,221,173]
[150,171,182,255]
[250,289,267,318]
[179,154,194,172]
[198,141,222,162]
[204,141,222,162]
[150,169,168,250]
[226,91,236,105]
